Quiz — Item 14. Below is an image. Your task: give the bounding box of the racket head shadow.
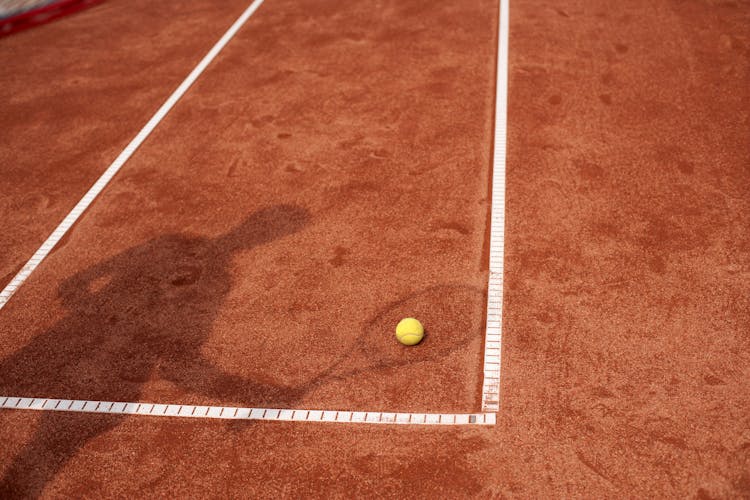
[315,283,487,386]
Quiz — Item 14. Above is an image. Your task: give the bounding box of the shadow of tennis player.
[0,204,310,497]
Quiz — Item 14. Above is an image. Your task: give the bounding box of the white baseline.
[0,396,496,426]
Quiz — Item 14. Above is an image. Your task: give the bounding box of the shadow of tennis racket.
[302,283,487,390]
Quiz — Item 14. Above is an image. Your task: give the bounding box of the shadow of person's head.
[217,204,310,252]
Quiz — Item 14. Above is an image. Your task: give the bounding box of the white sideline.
[0,396,496,426]
[0,0,266,310]
[0,0,509,423]
[481,0,509,413]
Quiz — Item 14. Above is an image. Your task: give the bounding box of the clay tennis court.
[1,0,748,496]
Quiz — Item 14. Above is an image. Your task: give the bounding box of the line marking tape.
[1,0,508,422]
[481,0,509,413]
[0,396,496,426]
[0,0,266,310]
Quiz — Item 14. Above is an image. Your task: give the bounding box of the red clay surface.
[1,0,749,497]
[0,0,254,290]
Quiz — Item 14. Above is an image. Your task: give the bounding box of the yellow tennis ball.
[396,318,424,346]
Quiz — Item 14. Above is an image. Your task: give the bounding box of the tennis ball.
[396,318,424,346]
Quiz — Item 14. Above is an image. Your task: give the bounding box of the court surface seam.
[481,0,509,413]
[0,396,496,426]
[0,0,266,310]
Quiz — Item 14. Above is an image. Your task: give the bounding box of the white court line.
[0,397,496,426]
[481,0,509,413]
[0,0,266,311]
[0,0,509,423]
